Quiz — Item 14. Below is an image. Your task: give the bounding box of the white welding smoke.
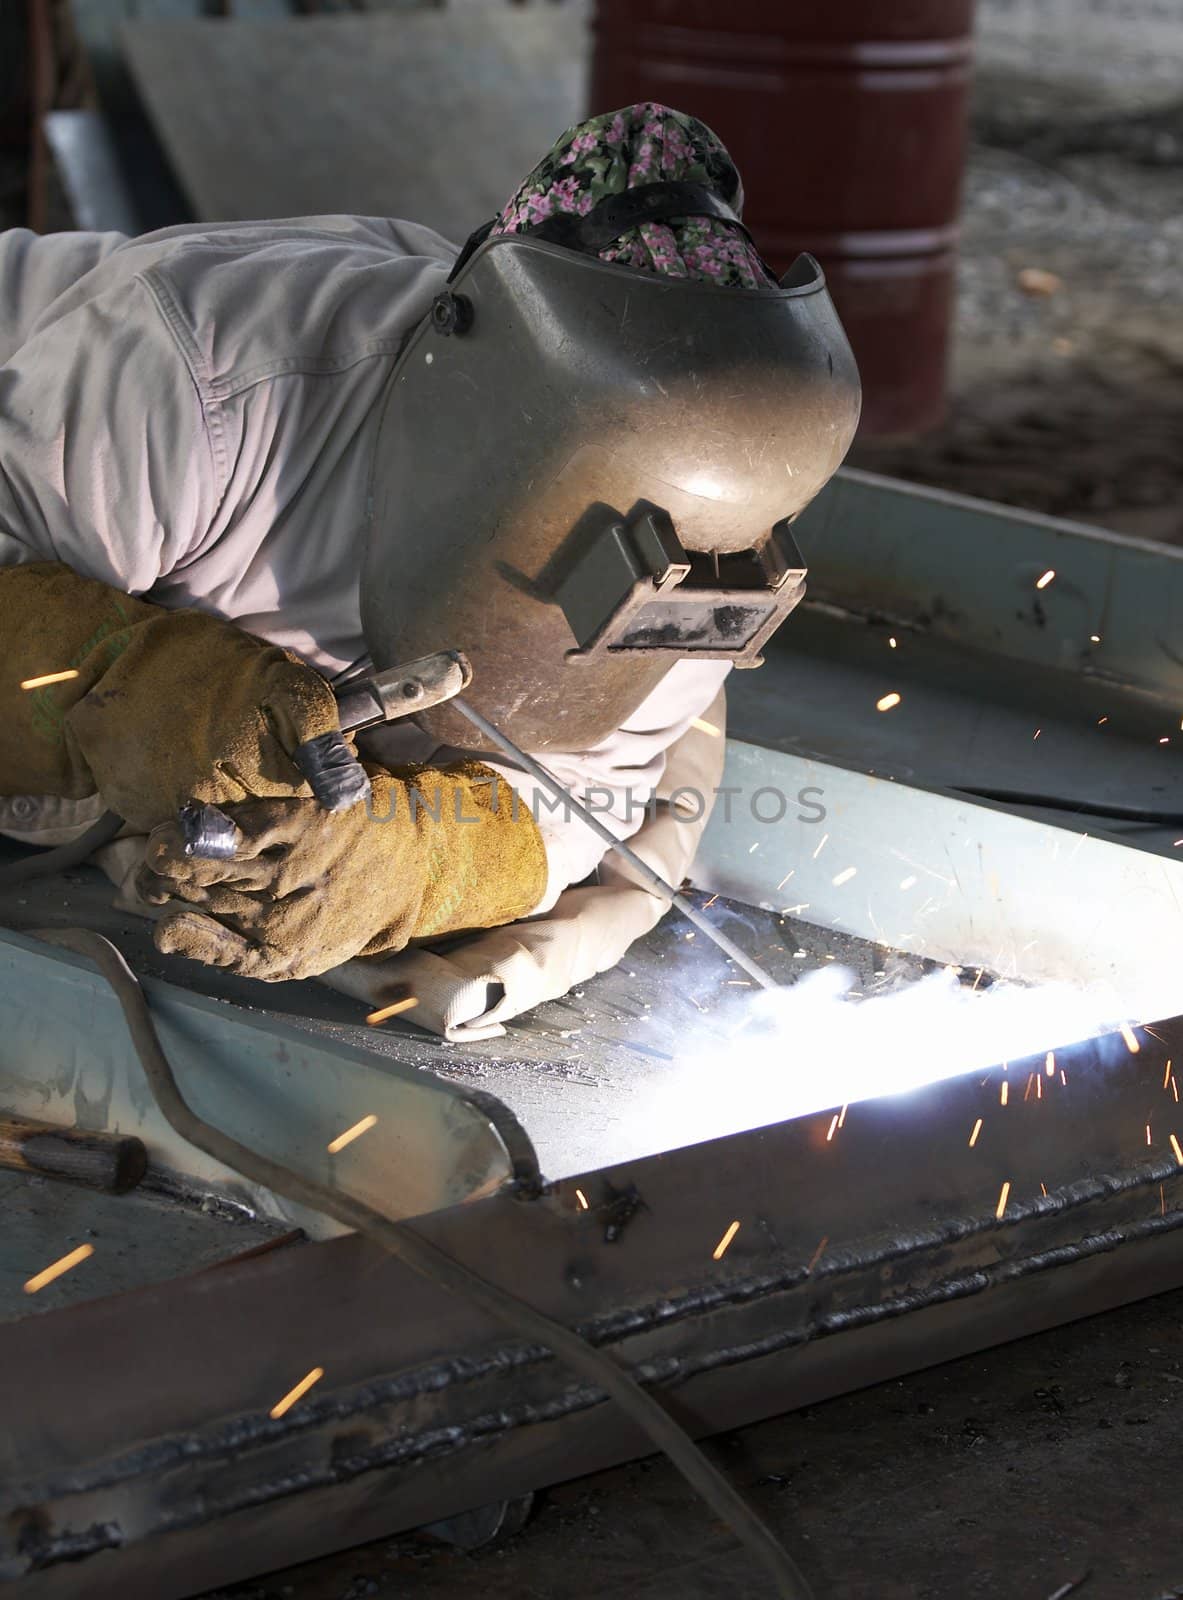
[629,964,1143,1156]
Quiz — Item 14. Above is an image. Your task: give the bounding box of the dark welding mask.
[361,185,861,752]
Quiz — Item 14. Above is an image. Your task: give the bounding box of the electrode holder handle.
[333,650,472,733]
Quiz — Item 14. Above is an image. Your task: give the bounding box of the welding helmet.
[362,151,860,752]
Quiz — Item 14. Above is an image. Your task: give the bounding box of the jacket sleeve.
[0,227,127,362]
[0,266,220,590]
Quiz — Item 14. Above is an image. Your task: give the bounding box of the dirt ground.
[852,73,1183,547]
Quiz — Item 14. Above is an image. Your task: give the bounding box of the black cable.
[956,787,1183,826]
[31,927,814,1600]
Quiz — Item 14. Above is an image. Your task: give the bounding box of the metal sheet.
[0,928,539,1238]
[0,848,928,1181]
[694,738,1183,1019]
[793,467,1183,705]
[0,1172,294,1325]
[120,8,587,237]
[3,1014,1182,1597]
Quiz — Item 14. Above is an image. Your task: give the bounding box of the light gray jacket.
[0,216,727,928]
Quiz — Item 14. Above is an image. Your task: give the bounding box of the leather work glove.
[134,765,548,981]
[0,562,368,831]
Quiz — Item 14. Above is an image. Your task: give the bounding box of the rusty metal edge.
[3,1016,1182,1597]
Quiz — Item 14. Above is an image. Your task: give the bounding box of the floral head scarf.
[492,103,777,292]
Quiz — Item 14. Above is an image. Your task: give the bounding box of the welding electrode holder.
[173,649,781,990]
[176,650,474,861]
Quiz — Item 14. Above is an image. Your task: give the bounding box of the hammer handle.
[0,1115,147,1193]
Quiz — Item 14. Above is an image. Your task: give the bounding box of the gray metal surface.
[0,844,923,1180]
[0,911,540,1239]
[0,1170,294,1324]
[43,110,142,235]
[793,466,1183,708]
[120,8,587,236]
[4,1010,1183,1598]
[695,736,1183,1021]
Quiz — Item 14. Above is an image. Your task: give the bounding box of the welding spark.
[825,1113,839,1142]
[691,717,721,738]
[876,692,902,712]
[1046,1051,1055,1076]
[888,636,898,649]
[811,833,829,859]
[1173,1077,1178,1104]
[1033,728,1042,740]
[1165,1060,1172,1090]
[1091,635,1101,643]
[1036,570,1056,590]
[969,1118,983,1148]
[19,668,80,691]
[776,871,794,891]
[1061,1070,1067,1086]
[899,875,918,890]
[838,1102,848,1128]
[326,1114,377,1154]
[996,1181,1011,1220]
[1172,1134,1183,1168]
[366,996,419,1025]
[634,958,1174,1167]
[24,1242,94,1295]
[1097,715,1108,725]
[713,1220,741,1260]
[1119,1022,1140,1054]
[1001,1081,1009,1106]
[832,867,857,887]
[270,1366,325,1419]
[1147,1123,1153,1146]
[1160,737,1170,745]
[805,1236,828,1274]
[575,1188,589,1210]
[703,894,719,909]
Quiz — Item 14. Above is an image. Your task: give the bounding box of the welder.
[0,105,860,1038]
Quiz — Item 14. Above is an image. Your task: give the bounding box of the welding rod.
[450,696,780,991]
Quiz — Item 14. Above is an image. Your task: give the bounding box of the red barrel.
[590,2,975,435]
